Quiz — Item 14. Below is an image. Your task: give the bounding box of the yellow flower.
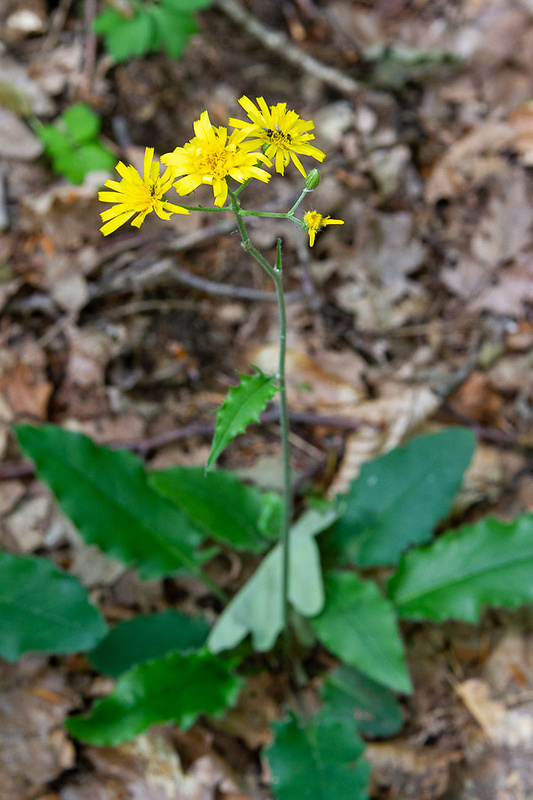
[303,211,344,246]
[230,96,325,178]
[98,147,189,235]
[162,111,271,207]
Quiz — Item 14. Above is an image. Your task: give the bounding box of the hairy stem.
[229,190,293,639]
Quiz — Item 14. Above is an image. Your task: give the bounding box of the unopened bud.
[305,168,320,191]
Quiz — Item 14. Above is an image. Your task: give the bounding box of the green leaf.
[389,513,533,622]
[100,10,156,61]
[331,428,475,566]
[88,610,209,676]
[0,552,106,661]
[207,369,279,470]
[266,709,370,800]
[208,508,337,653]
[160,0,212,10]
[66,649,242,745]
[150,466,281,552]
[150,7,195,59]
[35,123,70,156]
[62,103,101,145]
[322,664,404,737]
[15,424,205,580]
[311,572,411,694]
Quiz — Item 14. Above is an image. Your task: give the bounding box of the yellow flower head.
[303,211,344,247]
[230,96,326,178]
[162,111,271,207]
[98,147,189,235]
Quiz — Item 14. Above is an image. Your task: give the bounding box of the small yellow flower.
[230,96,325,178]
[162,111,271,207]
[98,147,189,235]
[304,211,344,246]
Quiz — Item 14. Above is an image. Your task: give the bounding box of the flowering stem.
[228,189,293,641]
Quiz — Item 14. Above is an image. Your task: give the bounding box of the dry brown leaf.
[510,101,533,166]
[86,731,235,800]
[425,120,514,203]
[448,371,504,426]
[367,741,461,800]
[0,351,52,419]
[328,386,439,496]
[0,665,77,788]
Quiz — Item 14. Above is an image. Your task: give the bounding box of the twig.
[0,410,373,482]
[213,0,361,97]
[82,0,98,95]
[168,262,302,303]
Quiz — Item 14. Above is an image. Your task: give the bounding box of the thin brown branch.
[213,0,361,97]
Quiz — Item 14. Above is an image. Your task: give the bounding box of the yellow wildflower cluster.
[99,96,343,246]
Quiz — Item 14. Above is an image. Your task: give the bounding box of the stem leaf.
[207,368,279,470]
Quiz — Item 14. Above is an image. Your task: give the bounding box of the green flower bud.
[305,168,320,191]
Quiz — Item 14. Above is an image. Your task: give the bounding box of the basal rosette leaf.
[66,649,242,745]
[15,424,205,580]
[321,664,404,737]
[208,508,337,653]
[207,369,279,470]
[311,572,412,694]
[150,466,281,552]
[389,513,533,622]
[266,709,370,800]
[331,428,475,566]
[0,552,106,661]
[89,610,209,676]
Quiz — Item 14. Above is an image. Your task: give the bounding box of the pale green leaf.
[0,552,106,661]
[331,428,475,566]
[66,649,242,745]
[389,513,533,622]
[15,424,205,580]
[266,709,370,800]
[207,369,279,470]
[312,572,412,694]
[150,466,281,552]
[208,508,337,653]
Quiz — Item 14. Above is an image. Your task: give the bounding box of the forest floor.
[1,0,533,798]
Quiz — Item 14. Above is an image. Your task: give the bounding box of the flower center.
[264,126,292,148]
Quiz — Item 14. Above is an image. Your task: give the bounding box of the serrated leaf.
[331,428,475,566]
[322,664,404,737]
[389,513,533,622]
[15,424,205,580]
[66,649,242,745]
[208,508,337,653]
[207,369,279,470]
[0,552,106,661]
[266,709,370,800]
[88,610,209,676]
[311,572,411,694]
[150,466,281,552]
